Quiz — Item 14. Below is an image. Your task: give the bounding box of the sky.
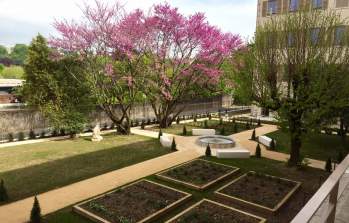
[0,0,257,47]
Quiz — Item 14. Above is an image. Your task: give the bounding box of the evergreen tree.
[0,179,9,202]
[255,144,261,158]
[182,125,187,136]
[171,138,177,151]
[325,158,332,172]
[251,129,256,140]
[158,129,163,139]
[141,120,145,129]
[205,144,212,157]
[30,196,41,223]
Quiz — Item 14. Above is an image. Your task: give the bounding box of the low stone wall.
[0,97,223,140]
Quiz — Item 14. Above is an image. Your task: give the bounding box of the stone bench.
[258,135,275,147]
[160,135,173,148]
[192,129,216,136]
[216,149,250,159]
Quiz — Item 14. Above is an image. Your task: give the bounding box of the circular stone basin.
[196,135,236,149]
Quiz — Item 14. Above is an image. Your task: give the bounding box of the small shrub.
[134,121,139,127]
[147,119,151,125]
[171,138,177,151]
[29,129,36,139]
[40,131,45,139]
[176,117,180,124]
[232,117,236,124]
[153,118,157,124]
[219,118,223,125]
[158,129,163,139]
[245,121,250,130]
[204,120,208,128]
[30,196,41,223]
[251,129,256,140]
[0,179,9,202]
[325,158,332,172]
[233,124,238,133]
[52,129,58,137]
[220,127,225,135]
[60,129,66,136]
[182,125,187,136]
[8,133,14,142]
[103,123,108,130]
[205,144,211,157]
[255,143,261,158]
[141,120,145,130]
[208,114,212,120]
[18,132,25,141]
[270,139,276,150]
[193,115,197,122]
[257,119,261,126]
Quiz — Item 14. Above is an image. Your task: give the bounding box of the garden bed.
[166,199,266,223]
[215,171,301,214]
[73,180,191,223]
[156,159,239,190]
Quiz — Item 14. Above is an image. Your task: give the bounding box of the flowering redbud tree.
[50,1,146,134]
[121,4,242,127]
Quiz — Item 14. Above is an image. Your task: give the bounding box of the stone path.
[0,124,325,223]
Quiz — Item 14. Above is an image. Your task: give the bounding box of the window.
[335,26,346,45]
[268,0,278,14]
[313,0,323,8]
[289,0,299,11]
[311,28,320,45]
[336,0,349,8]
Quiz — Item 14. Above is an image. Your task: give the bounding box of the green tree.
[0,45,8,59]
[21,35,93,137]
[10,44,28,65]
[234,9,349,166]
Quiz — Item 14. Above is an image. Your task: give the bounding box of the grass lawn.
[150,119,256,136]
[45,157,328,223]
[266,130,349,161]
[0,134,171,204]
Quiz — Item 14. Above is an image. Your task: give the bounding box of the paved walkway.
[0,124,325,222]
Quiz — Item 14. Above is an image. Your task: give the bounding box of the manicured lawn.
[45,157,328,223]
[266,130,349,161]
[0,134,171,204]
[151,119,256,136]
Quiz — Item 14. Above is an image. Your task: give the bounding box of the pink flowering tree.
[50,1,147,134]
[121,4,242,127]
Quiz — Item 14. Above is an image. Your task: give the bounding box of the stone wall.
[0,96,223,140]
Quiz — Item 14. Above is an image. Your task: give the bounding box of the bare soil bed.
[157,159,239,190]
[75,180,191,223]
[216,172,301,211]
[167,199,265,223]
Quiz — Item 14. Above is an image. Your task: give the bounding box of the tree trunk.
[288,117,302,166]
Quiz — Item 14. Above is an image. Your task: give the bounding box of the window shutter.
[277,0,282,13]
[262,1,268,17]
[323,0,329,9]
[282,0,289,13]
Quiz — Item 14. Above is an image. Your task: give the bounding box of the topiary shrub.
[158,129,163,139]
[147,119,151,125]
[245,121,250,130]
[325,158,332,172]
[176,117,180,124]
[208,114,212,120]
[251,129,256,140]
[40,131,45,139]
[205,144,211,157]
[193,115,197,122]
[257,119,261,126]
[30,196,41,223]
[204,120,208,128]
[255,144,261,158]
[8,133,14,142]
[171,138,177,151]
[183,125,187,136]
[232,117,236,124]
[18,132,25,141]
[0,179,9,202]
[270,139,276,150]
[29,129,36,140]
[337,151,344,163]
[219,118,223,125]
[220,127,225,135]
[141,120,145,130]
[233,124,238,133]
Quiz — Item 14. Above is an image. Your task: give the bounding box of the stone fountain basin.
[196,135,236,149]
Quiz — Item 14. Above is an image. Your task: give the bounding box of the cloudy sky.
[0,0,257,47]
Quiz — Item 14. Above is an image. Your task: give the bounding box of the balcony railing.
[291,154,349,223]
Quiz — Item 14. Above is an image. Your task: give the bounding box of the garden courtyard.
[0,119,345,223]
